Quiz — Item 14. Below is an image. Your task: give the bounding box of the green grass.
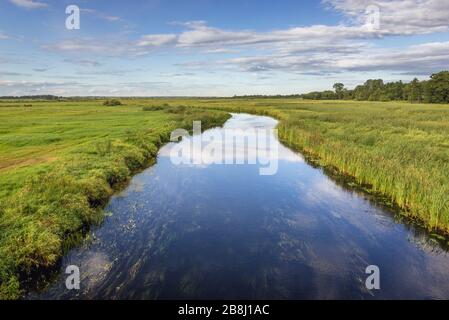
[280,102,448,230]
[0,99,230,299]
[0,98,448,299]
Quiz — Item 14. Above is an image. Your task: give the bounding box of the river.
[30,113,449,299]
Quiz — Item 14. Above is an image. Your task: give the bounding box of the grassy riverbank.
[0,98,448,298]
[0,100,230,299]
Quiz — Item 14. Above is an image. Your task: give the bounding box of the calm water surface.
[32,114,449,299]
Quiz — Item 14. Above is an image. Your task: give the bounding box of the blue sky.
[1,0,449,96]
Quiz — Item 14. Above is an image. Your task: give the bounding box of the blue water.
[32,114,449,300]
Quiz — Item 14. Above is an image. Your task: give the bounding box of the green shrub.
[165,105,187,114]
[143,105,164,111]
[103,99,122,106]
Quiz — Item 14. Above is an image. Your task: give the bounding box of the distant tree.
[409,78,422,103]
[333,83,345,99]
[384,80,404,101]
[343,89,353,100]
[0,95,60,100]
[299,71,449,104]
[396,81,405,100]
[424,71,449,103]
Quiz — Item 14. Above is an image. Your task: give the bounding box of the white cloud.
[42,38,146,57]
[9,0,47,9]
[203,48,239,54]
[138,0,449,51]
[334,41,449,73]
[175,23,379,49]
[44,0,449,61]
[8,0,449,96]
[118,1,449,75]
[137,34,178,47]
[141,0,448,76]
[214,40,449,75]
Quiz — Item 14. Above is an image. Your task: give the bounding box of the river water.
[32,114,449,299]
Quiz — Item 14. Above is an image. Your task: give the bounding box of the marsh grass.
[0,100,230,298]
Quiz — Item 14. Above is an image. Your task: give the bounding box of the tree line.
[0,95,62,100]
[301,71,449,103]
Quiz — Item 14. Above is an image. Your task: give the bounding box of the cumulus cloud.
[44,21,379,57]
[8,0,449,96]
[216,40,449,75]
[9,0,47,9]
[163,22,380,52]
[145,0,448,75]
[121,0,449,75]
[44,0,449,58]
[132,0,449,51]
[335,41,449,72]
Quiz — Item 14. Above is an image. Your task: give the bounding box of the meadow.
[0,99,230,298]
[0,98,448,298]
